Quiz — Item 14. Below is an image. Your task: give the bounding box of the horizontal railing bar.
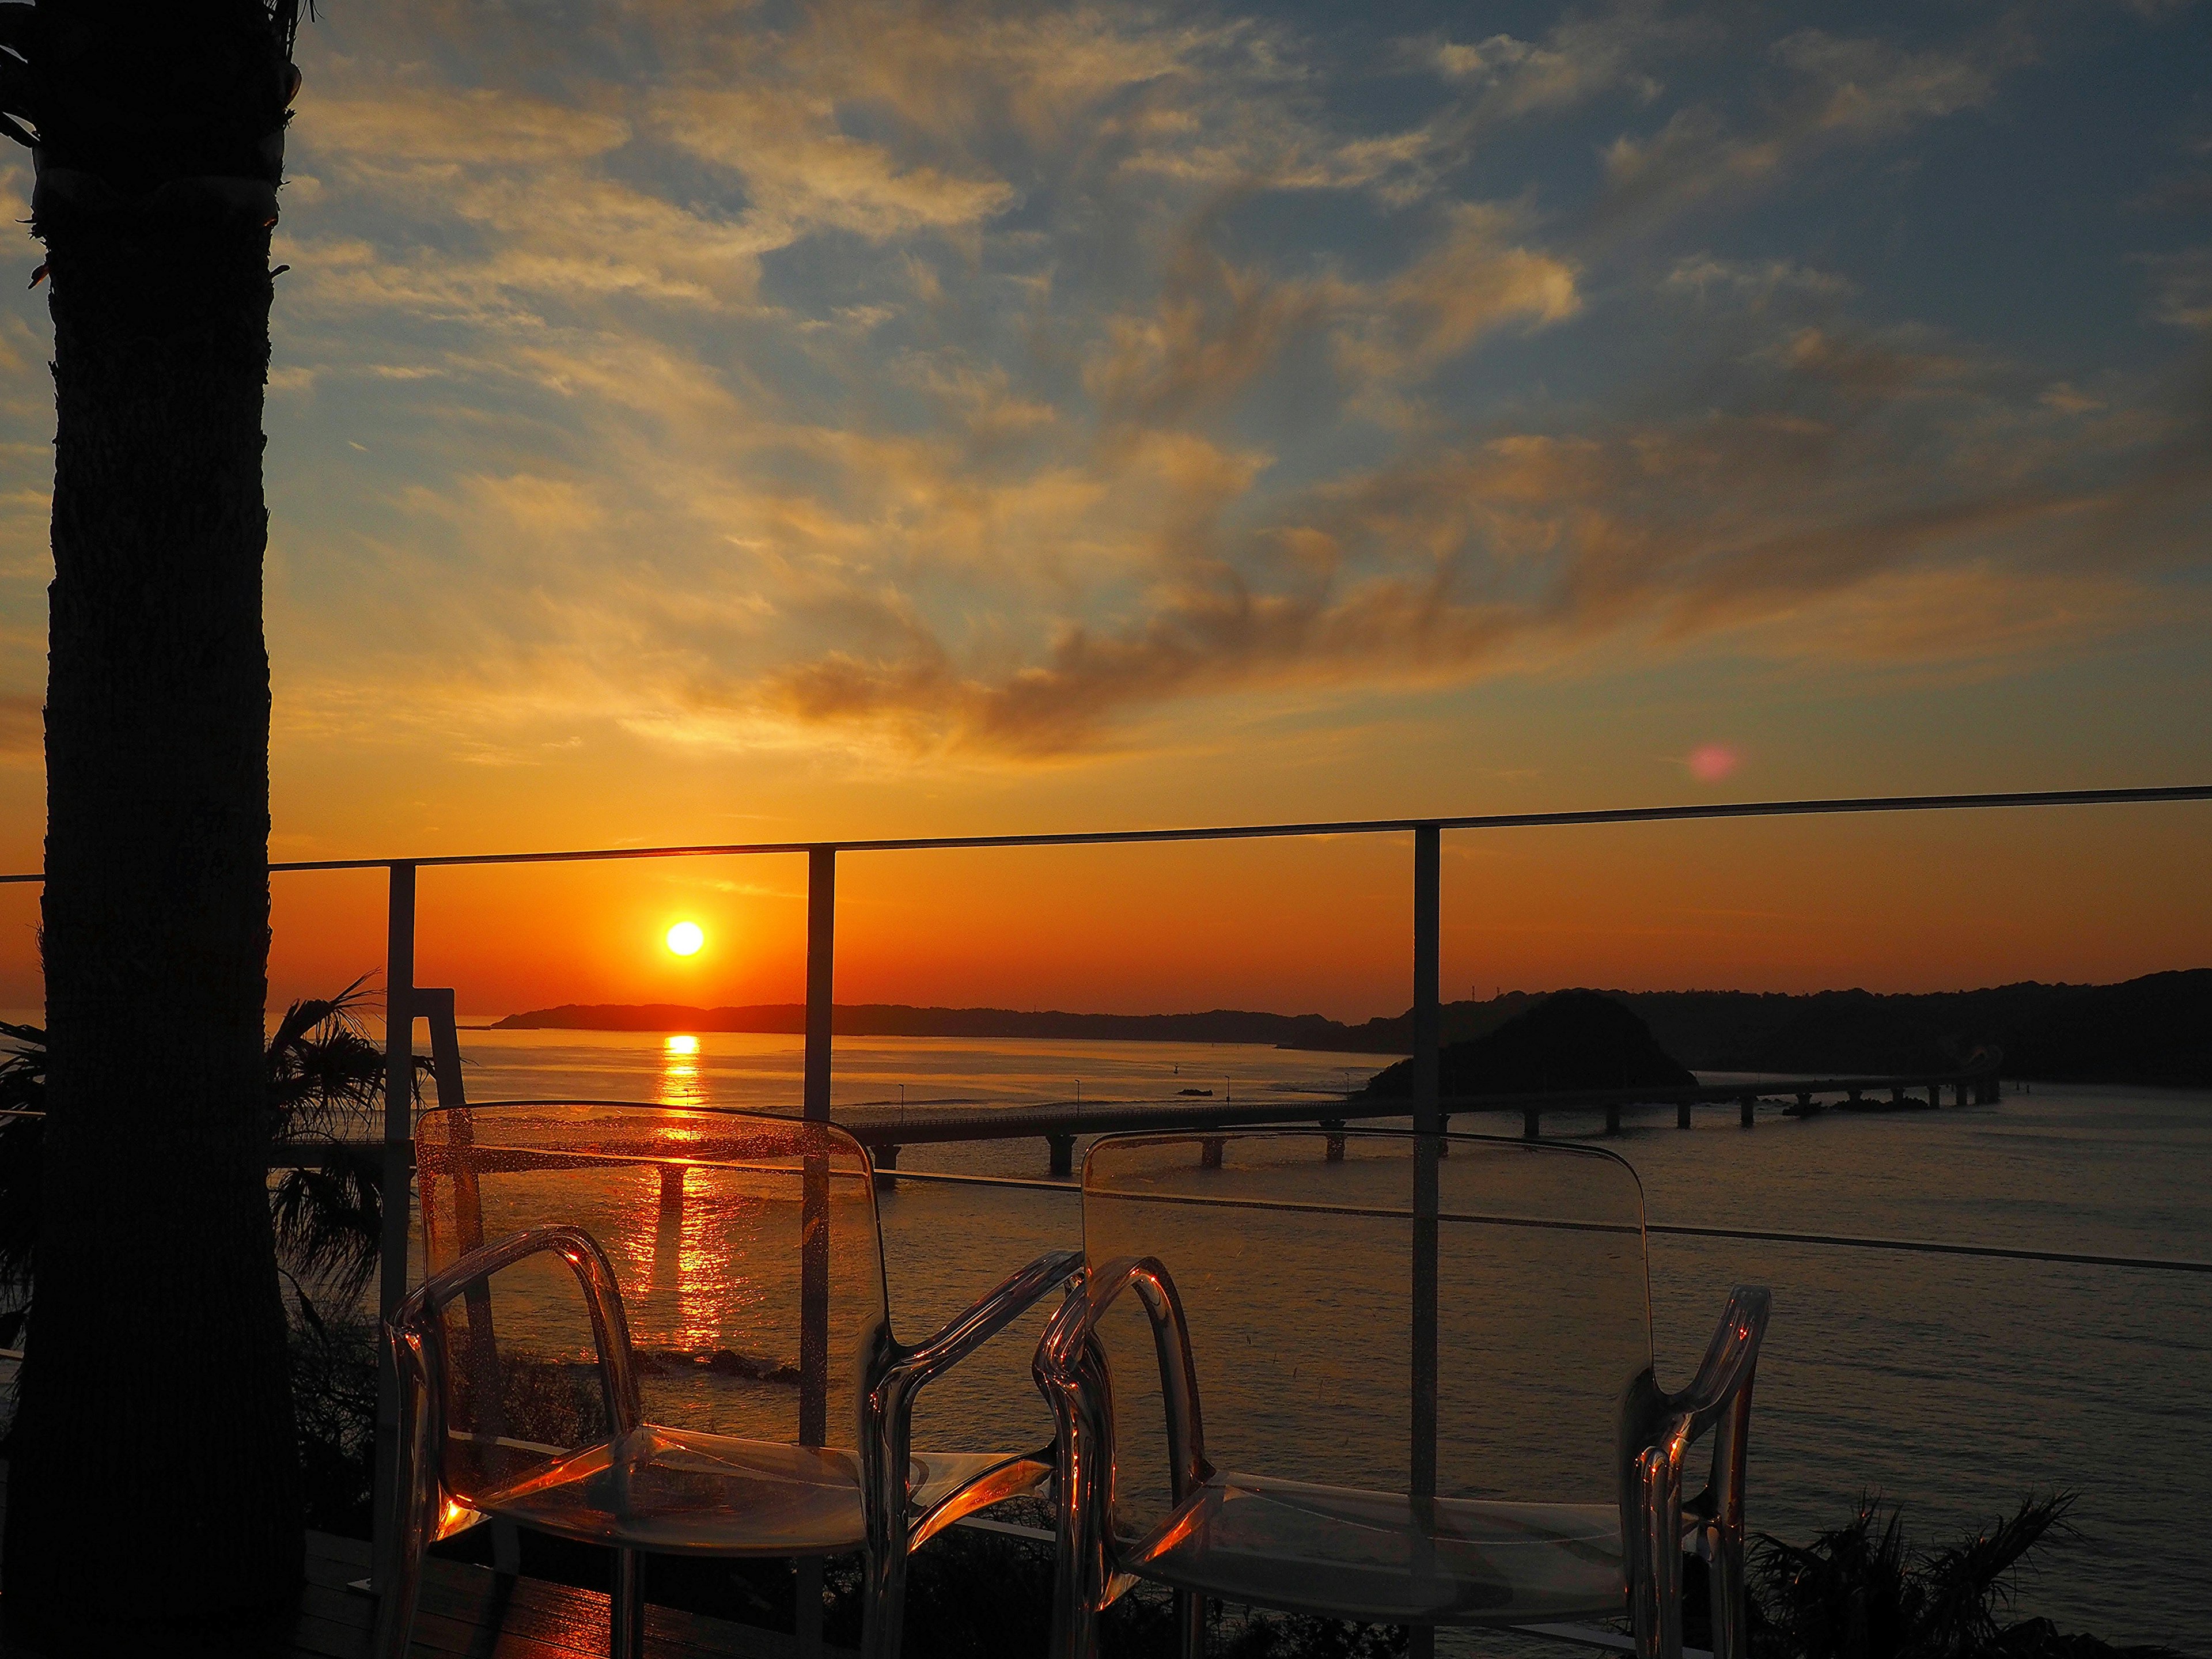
[263,1139,2212,1273]
[0,785,2204,884]
[874,1166,2212,1272]
[1642,1222,2212,1273]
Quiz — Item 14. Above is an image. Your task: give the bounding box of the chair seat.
[466,1425,1046,1556]
[1120,1471,1624,1624]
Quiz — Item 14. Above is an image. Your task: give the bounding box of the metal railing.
[3,782,2210,1632]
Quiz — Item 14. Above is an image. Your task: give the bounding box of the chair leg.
[369,1511,427,1659]
[1047,1532,1104,1659]
[1175,1589,1206,1659]
[373,1359,436,1659]
[611,1548,646,1659]
[1633,1448,1684,1659]
[861,1543,911,1659]
[1710,1526,1748,1659]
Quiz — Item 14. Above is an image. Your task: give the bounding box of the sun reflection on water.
[658,1033,704,1108]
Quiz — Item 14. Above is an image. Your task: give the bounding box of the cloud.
[74,0,2189,785]
[1083,199,1580,434]
[2137,247,2212,329]
[692,338,2211,757]
[0,693,35,766]
[650,85,1018,242]
[1425,5,1675,120]
[1664,255,1854,303]
[1598,25,2022,229]
[305,90,632,168]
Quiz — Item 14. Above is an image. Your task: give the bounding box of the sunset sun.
[664,921,705,957]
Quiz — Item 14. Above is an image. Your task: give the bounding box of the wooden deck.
[0,1463,850,1659]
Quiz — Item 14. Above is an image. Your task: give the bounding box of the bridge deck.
[828,1069,1993,1147]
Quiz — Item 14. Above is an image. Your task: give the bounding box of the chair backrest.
[1080,1130,1655,1533]
[414,1103,888,1504]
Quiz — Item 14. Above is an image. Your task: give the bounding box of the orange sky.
[10,804,2188,1022]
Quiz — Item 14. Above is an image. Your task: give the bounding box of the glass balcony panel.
[1080,1130,1653,1619]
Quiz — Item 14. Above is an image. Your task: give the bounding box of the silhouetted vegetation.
[1,983,423,1535]
[1364,989,1696,1098]
[1747,1494,2183,1659]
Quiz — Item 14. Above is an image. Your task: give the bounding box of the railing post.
[798,846,835,1653]
[1409,824,1441,1659]
[370,861,416,1599]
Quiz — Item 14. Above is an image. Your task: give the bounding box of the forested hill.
[494,970,2211,1086]
[1296,970,2212,1087]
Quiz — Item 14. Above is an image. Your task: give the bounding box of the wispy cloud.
[1596,24,2025,231]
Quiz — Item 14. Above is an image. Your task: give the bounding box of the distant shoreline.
[491,1001,1355,1048]
[492,969,2212,1088]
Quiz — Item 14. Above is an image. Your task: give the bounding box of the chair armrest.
[392,1224,642,1437]
[1033,1254,1208,1498]
[1634,1285,1768,1659]
[861,1249,1084,1547]
[887,1248,1085,1393]
[1660,1284,1770,1457]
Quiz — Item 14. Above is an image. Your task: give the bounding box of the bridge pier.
[871,1143,900,1191]
[1738,1094,1756,1128]
[657,1162,686,1225]
[1677,1100,1692,1130]
[1047,1132,1075,1179]
[652,1165,686,1308]
[1200,1135,1226,1170]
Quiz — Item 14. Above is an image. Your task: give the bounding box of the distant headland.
[494,967,2211,1088]
[493,1002,1350,1047]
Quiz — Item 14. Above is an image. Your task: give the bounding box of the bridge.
[834,1065,2003,1179]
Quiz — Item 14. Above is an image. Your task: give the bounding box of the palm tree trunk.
[1,2,303,1641]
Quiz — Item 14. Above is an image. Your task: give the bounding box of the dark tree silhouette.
[0,0,308,1641]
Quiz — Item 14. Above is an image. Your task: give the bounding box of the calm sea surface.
[450,1028,2210,1649]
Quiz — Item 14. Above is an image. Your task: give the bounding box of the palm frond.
[1915,1494,2075,1654]
[269,1152,382,1307]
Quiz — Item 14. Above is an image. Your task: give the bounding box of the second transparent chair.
[377,1103,1080,1659]
[1032,1130,1768,1659]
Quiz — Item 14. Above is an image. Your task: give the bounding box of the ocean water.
[447,1028,2211,1649]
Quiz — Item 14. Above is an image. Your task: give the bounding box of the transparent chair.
[377,1103,1081,1659]
[1032,1130,1768,1659]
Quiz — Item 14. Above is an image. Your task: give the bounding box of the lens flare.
[1688,743,1741,782]
[665,921,705,956]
